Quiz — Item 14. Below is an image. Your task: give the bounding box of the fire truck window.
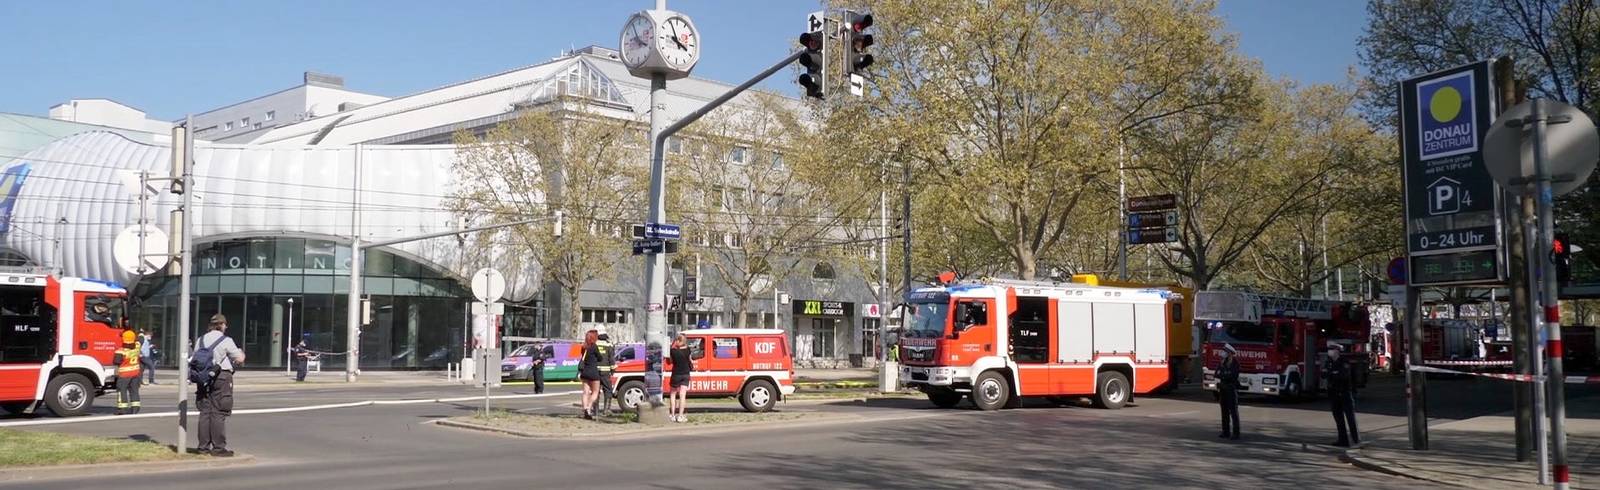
[958,301,988,328]
[687,337,706,360]
[0,288,55,362]
[83,296,124,327]
[1009,296,1049,363]
[1277,324,1295,348]
[713,338,741,359]
[618,347,636,362]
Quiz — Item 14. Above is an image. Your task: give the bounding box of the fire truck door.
[1301,321,1321,393]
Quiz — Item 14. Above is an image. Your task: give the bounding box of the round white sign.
[470,268,506,303]
[112,224,170,275]
[1484,99,1599,197]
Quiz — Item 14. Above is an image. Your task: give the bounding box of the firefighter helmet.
[121,330,137,344]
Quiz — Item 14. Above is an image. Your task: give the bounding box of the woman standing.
[579,330,601,419]
[669,334,694,423]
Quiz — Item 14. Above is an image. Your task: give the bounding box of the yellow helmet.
[121,330,137,344]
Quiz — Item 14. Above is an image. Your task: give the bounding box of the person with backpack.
[110,330,142,414]
[190,313,244,457]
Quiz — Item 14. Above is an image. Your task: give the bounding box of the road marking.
[0,392,579,428]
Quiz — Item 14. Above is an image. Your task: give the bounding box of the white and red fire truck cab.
[611,328,796,413]
[0,272,130,417]
[900,279,1175,410]
[1198,291,1370,399]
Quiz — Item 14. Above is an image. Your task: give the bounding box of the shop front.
[791,299,854,368]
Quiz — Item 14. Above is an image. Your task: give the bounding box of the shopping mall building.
[0,46,885,370]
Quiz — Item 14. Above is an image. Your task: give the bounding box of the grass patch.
[452,409,825,437]
[0,428,192,467]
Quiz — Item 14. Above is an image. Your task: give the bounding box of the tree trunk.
[564,282,582,339]
[1015,247,1037,281]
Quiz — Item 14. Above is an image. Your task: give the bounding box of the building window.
[811,320,835,358]
[253,122,262,130]
[812,262,836,280]
[729,146,748,164]
[670,311,718,329]
[581,308,629,325]
[265,111,275,121]
[224,121,233,131]
[667,136,682,154]
[241,117,250,127]
[769,151,784,169]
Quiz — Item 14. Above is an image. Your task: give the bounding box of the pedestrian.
[593,327,617,416]
[138,329,156,385]
[530,343,547,394]
[1325,344,1360,447]
[111,330,142,415]
[193,313,244,457]
[669,334,693,423]
[290,338,311,382]
[578,329,601,420]
[1217,343,1241,440]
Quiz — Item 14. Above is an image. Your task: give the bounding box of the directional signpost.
[1126,194,1178,245]
[632,222,682,256]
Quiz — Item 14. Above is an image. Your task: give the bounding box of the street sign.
[1128,226,1178,245]
[1127,194,1177,213]
[112,224,170,275]
[470,301,505,316]
[807,10,825,33]
[1484,99,1599,197]
[632,238,667,255]
[849,73,865,97]
[470,268,506,303]
[644,222,681,239]
[1400,61,1504,286]
[684,275,699,302]
[1128,210,1179,229]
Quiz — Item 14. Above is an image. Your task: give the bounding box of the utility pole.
[174,116,194,455]
[878,159,889,364]
[901,159,912,330]
[1117,140,1128,280]
[1496,57,1534,462]
[1528,98,1572,490]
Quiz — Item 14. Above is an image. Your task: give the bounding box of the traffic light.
[1554,232,1573,287]
[845,12,874,76]
[798,31,826,99]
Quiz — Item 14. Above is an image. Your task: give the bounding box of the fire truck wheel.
[740,379,778,413]
[927,390,963,408]
[617,380,647,412]
[44,373,93,417]
[970,371,1010,411]
[1092,371,1129,410]
[0,402,29,415]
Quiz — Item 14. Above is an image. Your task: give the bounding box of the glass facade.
[132,237,483,370]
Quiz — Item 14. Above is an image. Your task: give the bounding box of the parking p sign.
[1399,60,1503,286]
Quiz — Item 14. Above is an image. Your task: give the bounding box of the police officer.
[111,330,142,415]
[593,328,617,416]
[1217,343,1241,440]
[290,339,311,382]
[530,343,547,394]
[1326,344,1360,447]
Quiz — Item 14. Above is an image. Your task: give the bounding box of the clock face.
[656,16,699,69]
[620,14,655,68]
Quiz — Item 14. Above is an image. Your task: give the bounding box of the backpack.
[188,334,228,388]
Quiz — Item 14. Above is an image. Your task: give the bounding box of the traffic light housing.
[798,31,826,99]
[845,12,874,76]
[1554,232,1573,287]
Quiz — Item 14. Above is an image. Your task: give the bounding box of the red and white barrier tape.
[1408,364,1600,384]
[1422,360,1514,367]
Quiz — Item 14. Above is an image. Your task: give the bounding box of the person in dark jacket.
[593,327,617,416]
[290,339,311,382]
[1326,344,1360,447]
[1217,343,1241,440]
[530,343,548,394]
[578,330,601,419]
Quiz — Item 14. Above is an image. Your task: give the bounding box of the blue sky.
[0,1,1368,121]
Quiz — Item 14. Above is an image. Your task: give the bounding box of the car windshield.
[1204,321,1273,344]
[906,302,950,339]
[510,344,540,357]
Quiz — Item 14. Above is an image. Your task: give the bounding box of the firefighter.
[1326,344,1360,447]
[111,330,142,415]
[1217,343,1241,440]
[593,327,617,416]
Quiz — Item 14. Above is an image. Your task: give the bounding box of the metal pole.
[285,298,294,375]
[1405,284,1427,449]
[175,116,194,454]
[1530,99,1571,489]
[1117,143,1130,280]
[901,160,912,335]
[1528,212,1550,483]
[346,145,364,382]
[878,161,889,363]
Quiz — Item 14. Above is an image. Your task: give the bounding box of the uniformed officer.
[593,327,617,415]
[1326,344,1360,447]
[1217,343,1241,440]
[111,330,142,415]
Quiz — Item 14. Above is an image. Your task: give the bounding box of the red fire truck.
[899,278,1178,410]
[0,272,130,417]
[1198,291,1370,399]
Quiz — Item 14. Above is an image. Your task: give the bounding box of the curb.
[0,453,256,483]
[1339,448,1465,488]
[431,412,863,440]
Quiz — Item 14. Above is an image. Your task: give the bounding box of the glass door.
[272,296,301,369]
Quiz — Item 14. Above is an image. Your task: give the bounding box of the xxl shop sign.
[793,300,853,317]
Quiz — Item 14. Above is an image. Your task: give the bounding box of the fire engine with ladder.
[900,274,1178,410]
[1198,290,1370,399]
[0,271,131,417]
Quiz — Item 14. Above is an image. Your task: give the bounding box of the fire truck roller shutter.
[1134,303,1166,363]
[1092,303,1135,354]
[1058,300,1094,363]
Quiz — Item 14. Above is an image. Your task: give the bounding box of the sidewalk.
[1346,398,1600,489]
[140,369,451,388]
[794,368,877,382]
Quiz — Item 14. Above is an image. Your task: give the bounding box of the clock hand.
[669,23,688,50]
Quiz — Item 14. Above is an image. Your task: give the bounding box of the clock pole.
[641,70,671,419]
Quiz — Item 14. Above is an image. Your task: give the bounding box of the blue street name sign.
[645,222,681,240]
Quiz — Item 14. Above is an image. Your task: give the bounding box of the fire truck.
[1070,275,1195,389]
[0,272,130,417]
[900,277,1177,410]
[1198,291,1370,399]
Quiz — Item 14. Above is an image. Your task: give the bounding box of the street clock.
[620,10,700,80]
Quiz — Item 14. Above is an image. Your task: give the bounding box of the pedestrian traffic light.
[844,12,874,76]
[1554,232,1573,287]
[798,31,826,99]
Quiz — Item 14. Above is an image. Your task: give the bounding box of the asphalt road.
[7,373,1575,489]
